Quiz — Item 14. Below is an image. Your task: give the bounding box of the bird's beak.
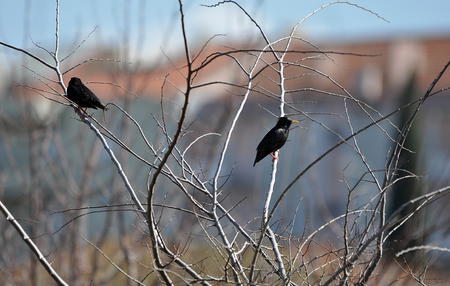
[292,120,300,123]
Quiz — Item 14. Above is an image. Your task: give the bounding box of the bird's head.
[69,77,82,86]
[277,116,300,129]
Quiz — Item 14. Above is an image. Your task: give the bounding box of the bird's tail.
[253,152,262,167]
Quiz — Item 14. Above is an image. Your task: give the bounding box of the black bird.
[67,77,106,110]
[253,116,299,166]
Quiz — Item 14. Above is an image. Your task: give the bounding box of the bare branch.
[0,200,69,286]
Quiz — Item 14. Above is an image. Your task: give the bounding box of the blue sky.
[1,0,450,61]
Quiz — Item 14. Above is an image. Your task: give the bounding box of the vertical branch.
[53,0,66,94]
[145,1,190,284]
[339,178,355,286]
[147,0,192,212]
[253,20,301,284]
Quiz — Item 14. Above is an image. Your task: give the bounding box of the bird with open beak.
[253,116,300,166]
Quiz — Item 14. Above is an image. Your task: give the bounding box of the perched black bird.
[253,116,299,166]
[67,77,106,110]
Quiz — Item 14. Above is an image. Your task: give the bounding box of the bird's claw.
[271,152,279,160]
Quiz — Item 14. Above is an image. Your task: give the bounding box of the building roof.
[13,33,450,105]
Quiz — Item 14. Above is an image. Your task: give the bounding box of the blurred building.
[1,33,450,235]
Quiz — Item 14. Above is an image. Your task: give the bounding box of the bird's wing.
[81,84,104,108]
[257,128,287,154]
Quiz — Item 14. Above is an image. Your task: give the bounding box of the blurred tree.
[386,71,424,262]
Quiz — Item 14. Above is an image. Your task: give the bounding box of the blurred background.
[1,0,450,285]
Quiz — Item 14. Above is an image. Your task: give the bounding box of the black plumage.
[67,77,106,110]
[253,116,299,166]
